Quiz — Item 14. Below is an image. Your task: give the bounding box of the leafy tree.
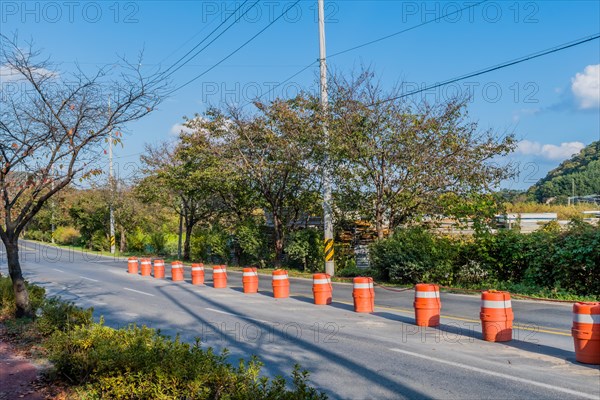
[68,189,109,246]
[138,133,223,261]
[0,36,164,317]
[328,70,516,238]
[193,96,323,266]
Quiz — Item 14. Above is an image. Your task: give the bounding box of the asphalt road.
[1,241,599,399]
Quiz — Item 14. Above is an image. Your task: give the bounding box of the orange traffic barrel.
[272,269,290,298]
[572,302,600,364]
[171,261,184,282]
[353,277,374,313]
[191,263,205,285]
[480,290,513,342]
[153,259,165,279]
[413,283,441,327]
[213,265,227,288]
[140,258,152,276]
[127,257,138,274]
[242,267,259,293]
[313,273,332,305]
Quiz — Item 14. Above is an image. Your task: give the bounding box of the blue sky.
[2,0,599,190]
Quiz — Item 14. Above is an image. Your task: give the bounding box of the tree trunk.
[177,211,183,260]
[183,222,193,261]
[375,206,385,240]
[4,238,32,318]
[273,214,284,267]
[119,226,127,253]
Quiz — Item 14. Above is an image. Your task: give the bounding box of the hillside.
[529,140,599,203]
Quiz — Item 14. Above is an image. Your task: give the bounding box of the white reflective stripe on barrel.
[313,279,331,284]
[172,265,183,269]
[415,291,440,298]
[481,300,512,309]
[243,272,258,277]
[155,262,164,266]
[273,275,289,280]
[354,283,374,289]
[573,313,600,324]
[213,269,225,273]
[192,267,204,271]
[141,261,151,265]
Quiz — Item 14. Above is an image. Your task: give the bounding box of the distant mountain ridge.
[529,140,599,203]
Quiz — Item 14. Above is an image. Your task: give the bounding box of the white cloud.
[0,65,58,82]
[169,123,194,136]
[515,140,585,161]
[571,64,600,110]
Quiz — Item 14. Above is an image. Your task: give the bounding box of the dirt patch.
[0,326,70,400]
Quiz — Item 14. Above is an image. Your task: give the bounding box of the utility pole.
[319,0,334,276]
[50,165,55,244]
[108,96,116,254]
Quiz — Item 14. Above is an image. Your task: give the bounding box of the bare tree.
[0,35,165,317]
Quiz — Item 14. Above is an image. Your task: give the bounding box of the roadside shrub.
[36,297,93,336]
[127,227,149,253]
[89,230,109,251]
[149,231,166,254]
[23,230,51,242]
[234,220,268,266]
[191,227,230,263]
[47,322,327,399]
[528,221,599,296]
[163,233,179,256]
[369,227,458,284]
[333,243,356,271]
[286,228,324,272]
[336,266,376,278]
[53,226,81,246]
[464,229,537,283]
[368,223,599,298]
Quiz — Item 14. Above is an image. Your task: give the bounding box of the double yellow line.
[294,294,571,337]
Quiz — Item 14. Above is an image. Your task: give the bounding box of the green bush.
[36,297,93,336]
[336,266,376,278]
[525,220,599,296]
[369,227,458,284]
[0,276,46,318]
[23,230,51,242]
[368,223,599,298]
[234,220,268,266]
[47,322,327,399]
[127,227,150,253]
[191,227,230,263]
[163,233,180,256]
[53,226,81,246]
[333,243,356,271]
[89,230,109,251]
[149,231,167,254]
[286,228,324,272]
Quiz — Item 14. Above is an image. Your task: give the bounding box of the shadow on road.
[155,282,430,399]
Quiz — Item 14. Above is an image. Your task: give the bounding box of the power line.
[371,33,600,106]
[156,5,236,67]
[240,1,488,108]
[329,0,487,59]
[167,0,302,96]
[242,60,318,107]
[161,0,259,80]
